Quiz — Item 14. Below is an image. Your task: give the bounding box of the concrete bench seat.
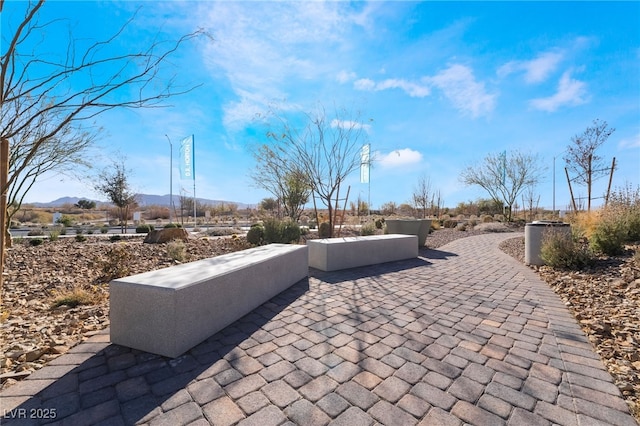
[308,234,418,272]
[110,244,308,358]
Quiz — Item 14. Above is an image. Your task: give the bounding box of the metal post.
[192,135,196,225]
[165,135,173,223]
[553,156,556,217]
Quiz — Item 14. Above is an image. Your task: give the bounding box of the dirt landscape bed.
[1,228,638,420]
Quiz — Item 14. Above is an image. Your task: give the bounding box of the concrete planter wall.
[418,219,432,247]
[385,219,432,247]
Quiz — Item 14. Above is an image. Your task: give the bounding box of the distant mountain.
[26,194,254,209]
[28,197,106,208]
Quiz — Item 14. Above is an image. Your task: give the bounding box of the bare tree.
[250,145,311,221]
[1,0,208,240]
[94,160,137,233]
[521,185,541,222]
[459,150,545,221]
[412,174,432,218]
[564,119,615,211]
[263,105,369,236]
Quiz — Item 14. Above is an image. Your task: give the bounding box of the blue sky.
[7,1,640,211]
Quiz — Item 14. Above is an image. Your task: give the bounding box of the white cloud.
[378,148,423,168]
[354,78,430,97]
[529,70,589,112]
[354,64,495,117]
[330,119,372,132]
[197,2,371,130]
[618,133,640,150]
[354,78,376,91]
[337,70,357,83]
[427,64,497,118]
[498,51,564,83]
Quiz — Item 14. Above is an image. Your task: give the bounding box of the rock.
[143,228,190,244]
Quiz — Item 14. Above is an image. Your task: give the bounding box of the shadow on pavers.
[309,257,432,285]
[418,247,458,260]
[1,278,311,425]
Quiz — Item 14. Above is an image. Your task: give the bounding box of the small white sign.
[53,212,62,225]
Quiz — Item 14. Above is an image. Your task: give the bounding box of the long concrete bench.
[308,234,418,272]
[110,244,308,358]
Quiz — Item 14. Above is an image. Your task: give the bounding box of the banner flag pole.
[192,135,196,223]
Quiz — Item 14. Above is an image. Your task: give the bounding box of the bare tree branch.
[1,1,210,232]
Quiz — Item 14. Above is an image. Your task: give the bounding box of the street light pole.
[165,135,173,223]
[553,156,556,217]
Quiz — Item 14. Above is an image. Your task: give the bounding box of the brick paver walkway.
[1,233,637,425]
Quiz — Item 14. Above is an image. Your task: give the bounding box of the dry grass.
[50,285,106,308]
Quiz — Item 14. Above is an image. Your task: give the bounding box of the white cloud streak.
[529,70,589,112]
[354,78,431,98]
[427,65,497,118]
[354,64,496,118]
[618,133,640,150]
[498,51,564,83]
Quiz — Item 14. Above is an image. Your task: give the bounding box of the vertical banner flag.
[179,135,195,180]
[360,144,370,184]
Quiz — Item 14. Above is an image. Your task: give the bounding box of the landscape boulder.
[143,228,189,244]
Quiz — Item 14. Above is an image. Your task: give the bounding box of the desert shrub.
[136,224,154,233]
[263,218,301,244]
[374,218,385,229]
[27,228,44,236]
[109,235,122,242]
[75,227,84,235]
[56,215,74,227]
[75,234,87,242]
[246,224,264,245]
[100,245,131,281]
[164,223,182,229]
[29,238,44,246]
[100,226,109,234]
[166,240,187,261]
[208,227,239,237]
[606,183,640,242]
[282,220,301,243]
[51,285,102,308]
[360,222,377,236]
[49,230,60,241]
[455,222,468,231]
[468,219,478,228]
[442,220,457,229]
[430,220,440,230]
[318,222,331,238]
[541,229,593,269]
[590,216,626,255]
[481,215,493,223]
